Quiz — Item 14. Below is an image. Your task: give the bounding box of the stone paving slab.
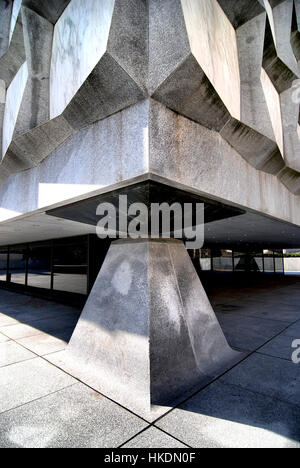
[0,306,79,325]
[0,282,299,448]
[282,321,300,338]
[122,426,188,448]
[258,334,296,361]
[216,313,290,351]
[220,353,300,407]
[215,302,300,323]
[0,315,79,340]
[0,332,11,343]
[0,383,147,448]
[16,334,68,356]
[0,357,76,413]
[0,313,19,327]
[0,341,36,367]
[156,380,300,448]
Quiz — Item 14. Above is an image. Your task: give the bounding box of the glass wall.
[274,251,284,274]
[8,246,27,285]
[0,249,7,281]
[53,237,88,295]
[27,244,52,289]
[0,241,286,295]
[263,250,275,273]
[0,236,90,296]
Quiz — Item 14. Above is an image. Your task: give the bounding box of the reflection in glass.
[28,244,51,289]
[199,249,211,271]
[0,249,7,281]
[9,246,27,285]
[234,252,263,272]
[213,250,233,271]
[263,251,275,273]
[53,239,87,294]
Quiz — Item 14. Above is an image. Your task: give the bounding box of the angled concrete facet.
[0,1,25,86]
[0,0,13,58]
[22,0,71,24]
[0,0,299,191]
[56,239,242,418]
[12,7,53,138]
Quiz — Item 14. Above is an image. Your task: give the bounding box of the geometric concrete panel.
[148,0,191,94]
[218,0,265,28]
[263,4,299,93]
[2,60,28,158]
[62,52,146,131]
[265,0,299,76]
[280,87,300,173]
[278,166,300,194]
[0,2,25,86]
[220,119,285,174]
[107,0,148,93]
[152,53,231,132]
[181,0,241,120]
[13,7,53,138]
[1,0,300,214]
[50,0,115,119]
[237,13,278,143]
[1,114,74,179]
[260,67,284,154]
[22,0,71,24]
[291,1,300,64]
[52,239,242,420]
[9,0,22,44]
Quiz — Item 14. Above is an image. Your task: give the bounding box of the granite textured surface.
[50,0,115,118]
[2,61,28,157]
[54,238,242,419]
[0,0,299,217]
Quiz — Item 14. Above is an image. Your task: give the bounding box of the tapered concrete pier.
[53,239,242,419]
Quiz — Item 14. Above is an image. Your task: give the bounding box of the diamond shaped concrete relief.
[0,0,299,194]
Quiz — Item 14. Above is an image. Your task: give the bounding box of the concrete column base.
[52,239,243,420]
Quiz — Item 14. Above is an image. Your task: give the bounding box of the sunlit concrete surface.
[0,275,299,448]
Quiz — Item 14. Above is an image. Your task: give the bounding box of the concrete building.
[0,0,299,418]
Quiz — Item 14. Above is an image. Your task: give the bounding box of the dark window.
[8,246,27,285]
[28,244,52,289]
[0,248,7,281]
[53,237,88,294]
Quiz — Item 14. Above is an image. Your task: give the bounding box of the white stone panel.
[261,67,284,154]
[9,0,22,43]
[2,61,28,158]
[181,0,241,119]
[50,0,115,118]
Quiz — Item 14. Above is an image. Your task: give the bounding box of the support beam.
[50,238,243,420]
